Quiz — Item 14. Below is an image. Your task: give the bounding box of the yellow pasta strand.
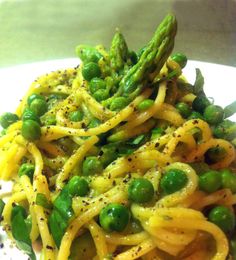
[114,239,156,260]
[56,135,99,190]
[86,219,108,260]
[19,175,39,242]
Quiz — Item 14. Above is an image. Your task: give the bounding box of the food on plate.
[0,13,236,260]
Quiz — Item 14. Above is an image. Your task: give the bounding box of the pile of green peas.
[199,168,236,234]
[21,93,49,141]
[166,53,226,126]
[99,177,155,233]
[98,169,189,233]
[81,57,111,104]
[175,95,225,125]
[199,168,236,194]
[80,50,133,112]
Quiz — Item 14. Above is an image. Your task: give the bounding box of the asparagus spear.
[110,30,129,72]
[105,14,177,108]
[120,14,176,94]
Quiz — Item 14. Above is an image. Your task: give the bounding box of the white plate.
[0,59,235,259]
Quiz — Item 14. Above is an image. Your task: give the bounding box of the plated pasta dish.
[0,14,236,260]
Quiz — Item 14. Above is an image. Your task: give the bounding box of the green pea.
[41,114,57,126]
[192,95,211,113]
[21,120,41,141]
[0,112,19,129]
[221,169,236,193]
[76,45,102,63]
[82,156,103,176]
[22,108,40,123]
[199,170,221,193]
[205,146,226,164]
[137,99,154,111]
[187,111,204,120]
[99,203,130,232]
[89,78,106,94]
[151,127,164,140]
[82,62,101,81]
[68,176,89,197]
[208,206,235,233]
[69,110,83,122]
[170,53,187,68]
[29,98,48,117]
[175,102,191,118]
[213,120,236,140]
[110,97,129,111]
[160,168,188,194]
[18,163,35,181]
[93,89,109,102]
[88,118,101,128]
[203,105,224,125]
[128,178,154,203]
[27,93,45,106]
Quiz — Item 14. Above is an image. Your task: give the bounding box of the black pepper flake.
[82,200,90,206]
[98,150,104,156]
[46,245,54,250]
[81,122,86,128]
[123,178,129,184]
[0,243,4,249]
[127,158,132,162]
[155,142,160,148]
[137,246,142,253]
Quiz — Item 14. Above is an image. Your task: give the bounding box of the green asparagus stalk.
[110,30,129,72]
[118,14,177,95]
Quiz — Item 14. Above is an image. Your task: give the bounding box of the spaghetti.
[0,13,236,260]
